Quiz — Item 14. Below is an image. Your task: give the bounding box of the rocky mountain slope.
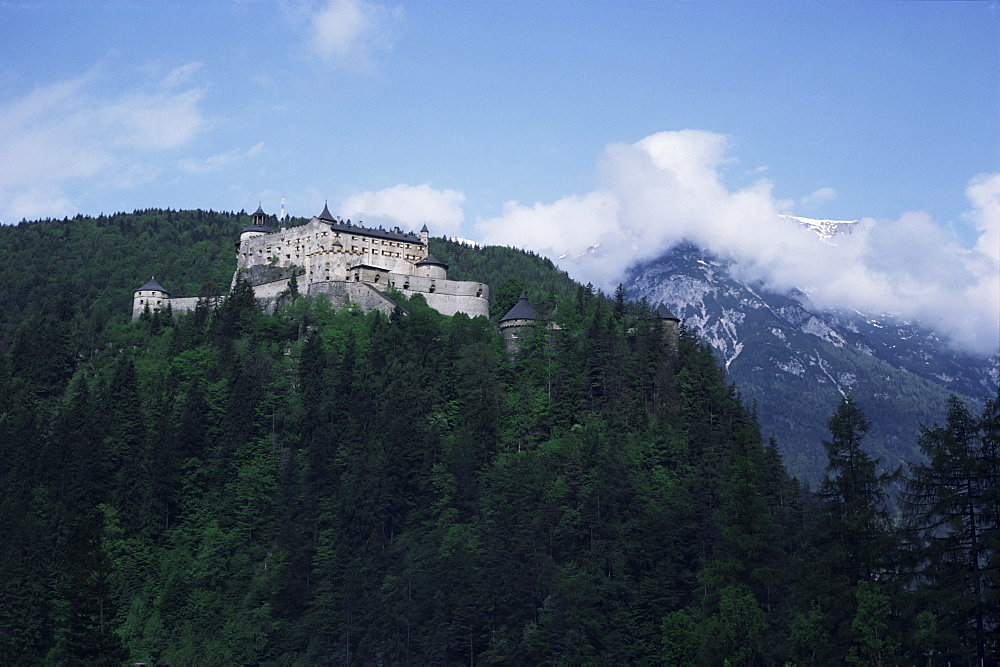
[624,242,999,484]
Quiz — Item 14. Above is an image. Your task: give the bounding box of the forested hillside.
[0,209,253,348]
[0,211,997,664]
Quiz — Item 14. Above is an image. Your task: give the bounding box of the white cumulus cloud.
[476,130,1000,356]
[340,183,466,237]
[303,0,400,70]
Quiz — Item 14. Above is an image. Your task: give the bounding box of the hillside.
[0,210,996,663]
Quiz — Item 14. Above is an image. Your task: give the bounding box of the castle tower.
[419,224,429,256]
[654,303,681,352]
[133,277,170,321]
[415,252,448,281]
[499,291,538,352]
[240,204,274,244]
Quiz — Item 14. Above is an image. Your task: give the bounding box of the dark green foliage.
[0,210,991,663]
[902,393,1000,664]
[793,396,901,663]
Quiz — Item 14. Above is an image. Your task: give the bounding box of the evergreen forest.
[0,210,997,664]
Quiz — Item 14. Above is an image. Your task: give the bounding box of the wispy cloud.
[0,63,206,222]
[799,186,837,210]
[178,142,265,175]
[340,183,465,237]
[298,0,401,71]
[477,131,1000,355]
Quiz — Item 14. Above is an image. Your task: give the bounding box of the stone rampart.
[305,280,401,316]
[170,296,203,316]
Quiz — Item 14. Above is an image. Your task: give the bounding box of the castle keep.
[133,204,490,320]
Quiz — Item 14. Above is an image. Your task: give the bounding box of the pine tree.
[903,395,999,663]
[797,396,899,660]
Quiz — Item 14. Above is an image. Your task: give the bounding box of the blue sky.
[2,1,998,353]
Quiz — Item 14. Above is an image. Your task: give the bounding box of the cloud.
[0,64,205,222]
[476,131,1000,355]
[340,183,466,237]
[965,172,1000,265]
[304,0,400,70]
[178,142,265,175]
[799,186,837,210]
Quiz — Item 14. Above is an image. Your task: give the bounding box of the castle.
[133,204,490,321]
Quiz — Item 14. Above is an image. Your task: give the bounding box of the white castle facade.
[133,204,490,321]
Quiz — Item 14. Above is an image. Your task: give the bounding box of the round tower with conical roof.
[415,252,448,280]
[654,303,681,352]
[133,277,170,321]
[499,291,539,351]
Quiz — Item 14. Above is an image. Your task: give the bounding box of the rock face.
[624,242,999,484]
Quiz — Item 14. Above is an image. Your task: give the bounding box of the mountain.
[778,214,861,239]
[624,241,999,484]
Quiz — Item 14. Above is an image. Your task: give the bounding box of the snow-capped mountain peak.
[780,214,860,239]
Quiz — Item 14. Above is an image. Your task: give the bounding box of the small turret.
[499,291,538,352]
[419,223,429,252]
[133,277,170,321]
[240,204,274,244]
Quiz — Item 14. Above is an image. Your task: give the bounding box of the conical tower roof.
[654,303,680,321]
[318,202,336,222]
[500,291,538,322]
[415,252,448,269]
[136,277,169,295]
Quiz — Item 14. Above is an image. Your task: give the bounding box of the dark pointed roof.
[241,223,274,234]
[654,303,680,321]
[420,223,429,233]
[415,252,448,269]
[500,291,538,322]
[319,217,423,245]
[253,204,266,217]
[319,202,336,222]
[136,277,169,295]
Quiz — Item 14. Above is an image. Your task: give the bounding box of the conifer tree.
[903,394,999,663]
[797,396,899,660]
